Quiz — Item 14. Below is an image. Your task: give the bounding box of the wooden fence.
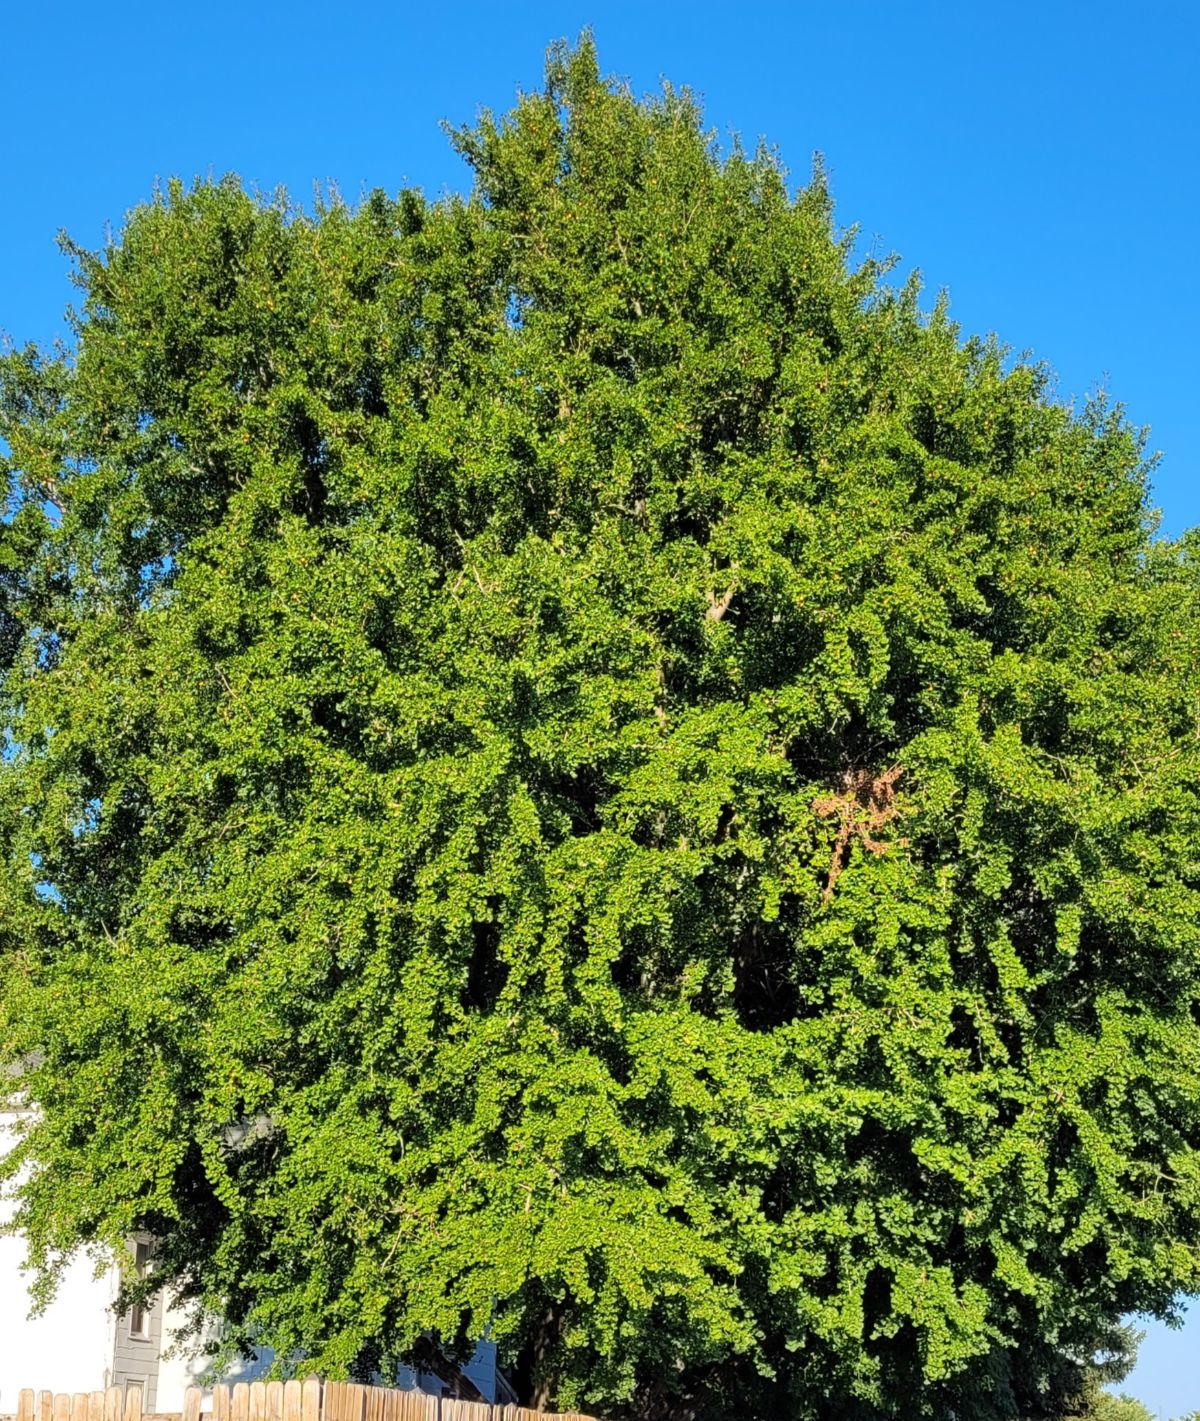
[2,1381,598,1421]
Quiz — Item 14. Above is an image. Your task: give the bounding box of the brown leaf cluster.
[812,765,905,902]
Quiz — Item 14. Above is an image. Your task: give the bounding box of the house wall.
[2,1112,503,1407]
[0,1111,116,1407]
[108,1239,164,1410]
[0,1107,274,1408]
[153,1314,273,1411]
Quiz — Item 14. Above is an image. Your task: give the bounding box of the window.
[128,1240,152,1340]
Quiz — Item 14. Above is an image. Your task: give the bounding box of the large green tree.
[3,37,1199,1421]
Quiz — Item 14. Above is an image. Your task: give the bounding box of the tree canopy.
[2,35,1200,1421]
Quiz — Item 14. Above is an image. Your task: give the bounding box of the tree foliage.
[2,36,1200,1421]
[1088,1396,1154,1421]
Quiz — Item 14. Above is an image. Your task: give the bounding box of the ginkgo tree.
[2,35,1199,1421]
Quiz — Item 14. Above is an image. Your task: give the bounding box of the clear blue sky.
[2,0,1197,1410]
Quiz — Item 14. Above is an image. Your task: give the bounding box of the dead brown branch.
[813,764,905,902]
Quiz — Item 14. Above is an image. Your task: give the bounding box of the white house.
[0,1104,253,1410]
[0,1106,509,1410]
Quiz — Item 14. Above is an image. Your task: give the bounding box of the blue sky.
[2,0,1196,1410]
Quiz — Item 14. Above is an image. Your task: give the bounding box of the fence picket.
[247,1384,265,1421]
[407,1397,436,1421]
[230,1385,249,1421]
[182,1390,201,1421]
[264,1384,283,1421]
[332,1383,352,1421]
[211,1388,229,1421]
[15,1394,33,1421]
[300,1379,320,1421]
[122,1389,142,1421]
